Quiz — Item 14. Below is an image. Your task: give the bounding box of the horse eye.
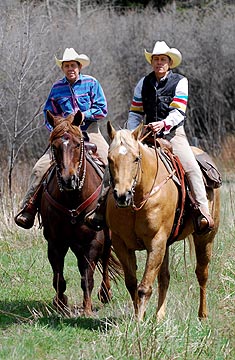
[51,145,57,153]
[134,157,139,163]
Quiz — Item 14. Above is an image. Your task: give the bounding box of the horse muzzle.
[113,189,133,208]
[61,174,79,191]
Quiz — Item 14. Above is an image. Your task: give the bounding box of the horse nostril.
[71,175,77,189]
[113,189,118,200]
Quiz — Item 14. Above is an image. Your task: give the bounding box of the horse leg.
[194,234,213,319]
[97,228,112,304]
[71,235,101,316]
[48,242,69,311]
[71,243,97,316]
[137,240,166,321]
[79,260,96,316]
[122,250,138,315]
[156,247,170,321]
[112,236,138,315]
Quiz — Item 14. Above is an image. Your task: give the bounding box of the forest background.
[0,0,235,195]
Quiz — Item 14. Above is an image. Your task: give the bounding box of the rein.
[131,169,176,211]
[131,132,175,211]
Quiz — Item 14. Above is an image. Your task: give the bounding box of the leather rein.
[130,131,175,211]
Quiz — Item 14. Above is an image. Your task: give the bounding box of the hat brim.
[144,49,182,69]
[55,55,90,69]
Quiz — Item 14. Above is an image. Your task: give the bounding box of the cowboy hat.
[55,48,90,68]
[144,41,182,69]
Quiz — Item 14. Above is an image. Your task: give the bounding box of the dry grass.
[217,135,235,178]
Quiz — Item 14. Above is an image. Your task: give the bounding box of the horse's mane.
[50,120,82,142]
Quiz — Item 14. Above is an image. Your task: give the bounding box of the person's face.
[62,61,81,84]
[151,55,172,80]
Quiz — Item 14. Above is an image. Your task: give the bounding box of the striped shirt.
[128,72,188,134]
[43,73,107,131]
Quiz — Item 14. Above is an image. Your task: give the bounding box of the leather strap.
[44,184,101,221]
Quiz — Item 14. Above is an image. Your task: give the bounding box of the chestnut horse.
[106,121,220,321]
[40,111,120,316]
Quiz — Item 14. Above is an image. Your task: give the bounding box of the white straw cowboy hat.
[55,48,90,68]
[144,41,182,69]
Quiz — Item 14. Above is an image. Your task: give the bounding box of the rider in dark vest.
[86,40,214,234]
[142,70,184,126]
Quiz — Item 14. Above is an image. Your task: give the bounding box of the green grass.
[0,182,234,359]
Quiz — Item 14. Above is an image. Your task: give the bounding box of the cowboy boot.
[14,178,45,230]
[14,201,38,229]
[85,167,110,231]
[193,205,214,235]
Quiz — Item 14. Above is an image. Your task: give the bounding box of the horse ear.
[132,122,144,140]
[73,110,83,127]
[107,120,116,140]
[46,110,56,128]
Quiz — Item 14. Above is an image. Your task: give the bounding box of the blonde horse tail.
[183,236,195,290]
[187,234,195,261]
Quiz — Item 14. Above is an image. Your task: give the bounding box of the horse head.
[107,121,143,207]
[47,110,86,191]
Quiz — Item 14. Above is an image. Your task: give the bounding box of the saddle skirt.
[84,141,106,170]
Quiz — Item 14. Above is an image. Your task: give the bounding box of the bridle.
[51,135,87,192]
[130,141,159,211]
[109,134,175,212]
[131,133,175,211]
[46,133,101,224]
[109,148,142,203]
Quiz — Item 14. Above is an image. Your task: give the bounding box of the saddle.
[83,131,106,172]
[141,128,222,242]
[140,126,222,191]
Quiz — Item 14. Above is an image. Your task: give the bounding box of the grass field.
[0,179,234,360]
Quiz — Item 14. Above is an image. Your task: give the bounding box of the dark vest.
[142,70,184,124]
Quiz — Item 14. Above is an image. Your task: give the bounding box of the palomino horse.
[40,111,120,316]
[106,121,220,321]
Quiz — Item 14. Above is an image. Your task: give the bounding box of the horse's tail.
[97,249,124,282]
[187,234,195,260]
[108,249,124,281]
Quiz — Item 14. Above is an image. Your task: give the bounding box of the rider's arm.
[127,77,145,130]
[81,77,108,122]
[163,77,188,134]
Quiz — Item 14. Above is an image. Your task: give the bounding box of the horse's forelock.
[109,129,138,154]
[50,120,82,143]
